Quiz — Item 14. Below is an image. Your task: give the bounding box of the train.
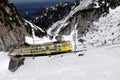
[12,40,72,57]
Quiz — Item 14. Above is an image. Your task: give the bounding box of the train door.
[46,45,51,54]
[49,45,56,53]
[40,46,47,54]
[55,44,61,52]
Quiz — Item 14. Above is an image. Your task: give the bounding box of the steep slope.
[0,0,46,51]
[47,0,93,39]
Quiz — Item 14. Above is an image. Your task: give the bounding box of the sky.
[9,0,75,3]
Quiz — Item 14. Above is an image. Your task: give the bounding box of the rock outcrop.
[8,57,25,72]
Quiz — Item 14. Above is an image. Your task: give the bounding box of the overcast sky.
[9,0,74,3]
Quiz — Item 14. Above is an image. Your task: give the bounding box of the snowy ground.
[0,43,120,80]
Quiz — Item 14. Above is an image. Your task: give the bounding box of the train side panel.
[13,41,72,56]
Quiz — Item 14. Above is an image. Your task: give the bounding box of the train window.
[38,47,41,50]
[54,45,57,47]
[36,47,38,50]
[41,46,46,50]
[56,44,61,47]
[32,47,36,50]
[46,46,49,50]
[66,42,70,46]
[49,45,55,49]
[38,47,42,50]
[18,49,22,53]
[41,47,44,50]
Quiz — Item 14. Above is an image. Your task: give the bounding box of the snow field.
[0,43,120,80]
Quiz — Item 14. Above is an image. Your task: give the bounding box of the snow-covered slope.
[80,6,120,47]
[47,0,93,39]
[0,43,120,80]
[47,0,120,48]
[25,20,52,44]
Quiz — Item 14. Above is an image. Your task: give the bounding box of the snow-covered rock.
[80,6,120,47]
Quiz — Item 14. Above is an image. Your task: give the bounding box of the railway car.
[12,40,72,57]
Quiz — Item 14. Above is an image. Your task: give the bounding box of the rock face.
[29,2,73,31]
[0,0,27,51]
[0,0,46,51]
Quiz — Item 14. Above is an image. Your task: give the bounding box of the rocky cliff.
[29,2,74,31]
[0,0,46,52]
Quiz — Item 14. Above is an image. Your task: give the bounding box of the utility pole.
[32,27,35,59]
[73,23,78,53]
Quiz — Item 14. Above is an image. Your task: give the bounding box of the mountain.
[29,0,120,47]
[0,0,46,52]
[29,2,74,31]
[13,1,61,19]
[47,0,120,46]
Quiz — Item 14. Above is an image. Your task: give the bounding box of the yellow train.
[12,41,72,57]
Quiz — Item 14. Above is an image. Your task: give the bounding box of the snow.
[79,6,120,47]
[0,43,120,80]
[94,0,100,8]
[0,52,11,80]
[25,36,53,44]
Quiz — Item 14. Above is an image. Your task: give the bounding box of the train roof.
[14,40,71,50]
[30,40,70,46]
